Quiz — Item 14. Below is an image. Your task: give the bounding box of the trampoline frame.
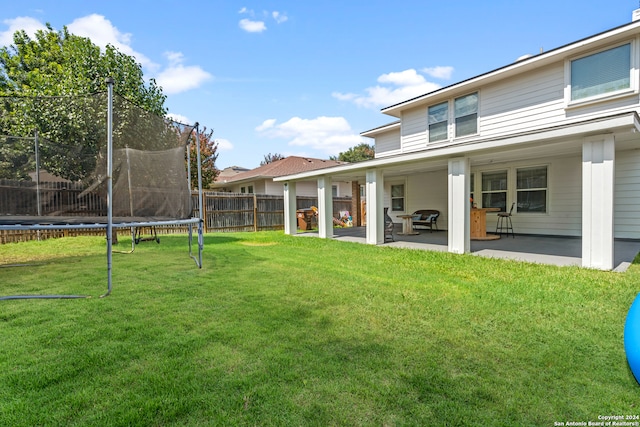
[0,78,205,299]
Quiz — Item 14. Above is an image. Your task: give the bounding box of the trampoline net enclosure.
[0,92,196,225]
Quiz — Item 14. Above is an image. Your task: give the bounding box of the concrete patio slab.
[297,227,640,271]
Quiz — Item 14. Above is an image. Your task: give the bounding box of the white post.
[448,157,470,254]
[582,135,615,270]
[365,169,384,245]
[283,181,297,235]
[317,176,333,238]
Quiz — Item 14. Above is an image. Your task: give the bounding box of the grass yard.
[1,232,639,426]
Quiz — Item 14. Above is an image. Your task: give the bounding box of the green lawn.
[1,232,639,426]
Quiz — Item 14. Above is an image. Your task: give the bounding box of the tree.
[330,143,374,163]
[187,126,219,189]
[0,25,168,181]
[0,24,165,113]
[261,152,285,166]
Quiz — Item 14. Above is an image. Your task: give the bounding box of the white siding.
[615,149,640,239]
[391,56,640,154]
[401,107,427,152]
[374,128,401,158]
[294,181,320,197]
[481,63,566,136]
[406,171,449,230]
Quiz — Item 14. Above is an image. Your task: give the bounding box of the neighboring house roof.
[217,166,250,180]
[213,156,349,186]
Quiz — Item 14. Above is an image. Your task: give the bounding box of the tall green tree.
[330,143,375,163]
[0,24,165,113]
[0,25,169,181]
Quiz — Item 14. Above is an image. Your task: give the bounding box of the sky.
[0,1,637,170]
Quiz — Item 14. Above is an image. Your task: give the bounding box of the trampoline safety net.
[0,92,196,224]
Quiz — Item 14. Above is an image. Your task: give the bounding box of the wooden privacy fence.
[1,190,354,243]
[196,192,352,232]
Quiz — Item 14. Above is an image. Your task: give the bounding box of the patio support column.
[351,181,361,226]
[283,181,297,235]
[317,176,333,238]
[448,157,470,254]
[582,135,615,270]
[365,169,384,245]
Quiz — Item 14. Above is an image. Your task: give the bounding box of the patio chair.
[411,210,439,233]
[495,202,515,238]
[384,207,394,242]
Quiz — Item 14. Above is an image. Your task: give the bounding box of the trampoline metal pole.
[195,124,204,268]
[103,77,115,297]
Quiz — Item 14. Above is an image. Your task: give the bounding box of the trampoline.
[0,78,205,299]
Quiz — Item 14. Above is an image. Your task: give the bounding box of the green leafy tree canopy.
[0,24,166,114]
[330,143,374,163]
[0,24,171,181]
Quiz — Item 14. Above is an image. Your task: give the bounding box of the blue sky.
[0,1,636,169]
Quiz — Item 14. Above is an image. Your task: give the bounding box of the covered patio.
[299,227,640,272]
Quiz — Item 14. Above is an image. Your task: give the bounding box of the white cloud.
[166,112,191,124]
[0,16,46,47]
[238,7,287,33]
[332,67,452,109]
[256,119,277,132]
[67,14,158,72]
[378,69,425,86]
[155,51,212,95]
[423,66,454,80]
[1,14,212,95]
[256,116,363,155]
[272,11,288,24]
[239,18,266,33]
[215,138,233,151]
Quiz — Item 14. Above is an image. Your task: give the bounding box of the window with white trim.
[481,170,507,211]
[428,102,448,142]
[391,184,405,211]
[516,166,547,213]
[454,92,478,137]
[570,43,631,102]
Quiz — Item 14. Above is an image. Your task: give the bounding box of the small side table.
[397,215,420,235]
[470,208,501,240]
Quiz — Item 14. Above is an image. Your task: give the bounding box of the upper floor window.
[454,93,478,137]
[428,102,448,142]
[570,43,631,102]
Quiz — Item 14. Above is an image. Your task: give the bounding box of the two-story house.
[275,10,640,270]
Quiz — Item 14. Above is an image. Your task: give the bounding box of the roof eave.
[380,19,640,118]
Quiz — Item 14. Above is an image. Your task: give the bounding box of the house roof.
[379,17,640,118]
[217,166,250,179]
[360,120,401,137]
[213,156,348,186]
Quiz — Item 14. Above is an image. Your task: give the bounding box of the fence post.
[202,192,208,233]
[253,193,258,232]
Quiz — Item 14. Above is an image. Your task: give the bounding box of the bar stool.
[496,202,515,238]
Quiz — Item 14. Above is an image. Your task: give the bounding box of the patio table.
[471,207,501,240]
[397,214,420,235]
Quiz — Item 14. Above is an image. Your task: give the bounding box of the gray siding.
[615,149,640,239]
